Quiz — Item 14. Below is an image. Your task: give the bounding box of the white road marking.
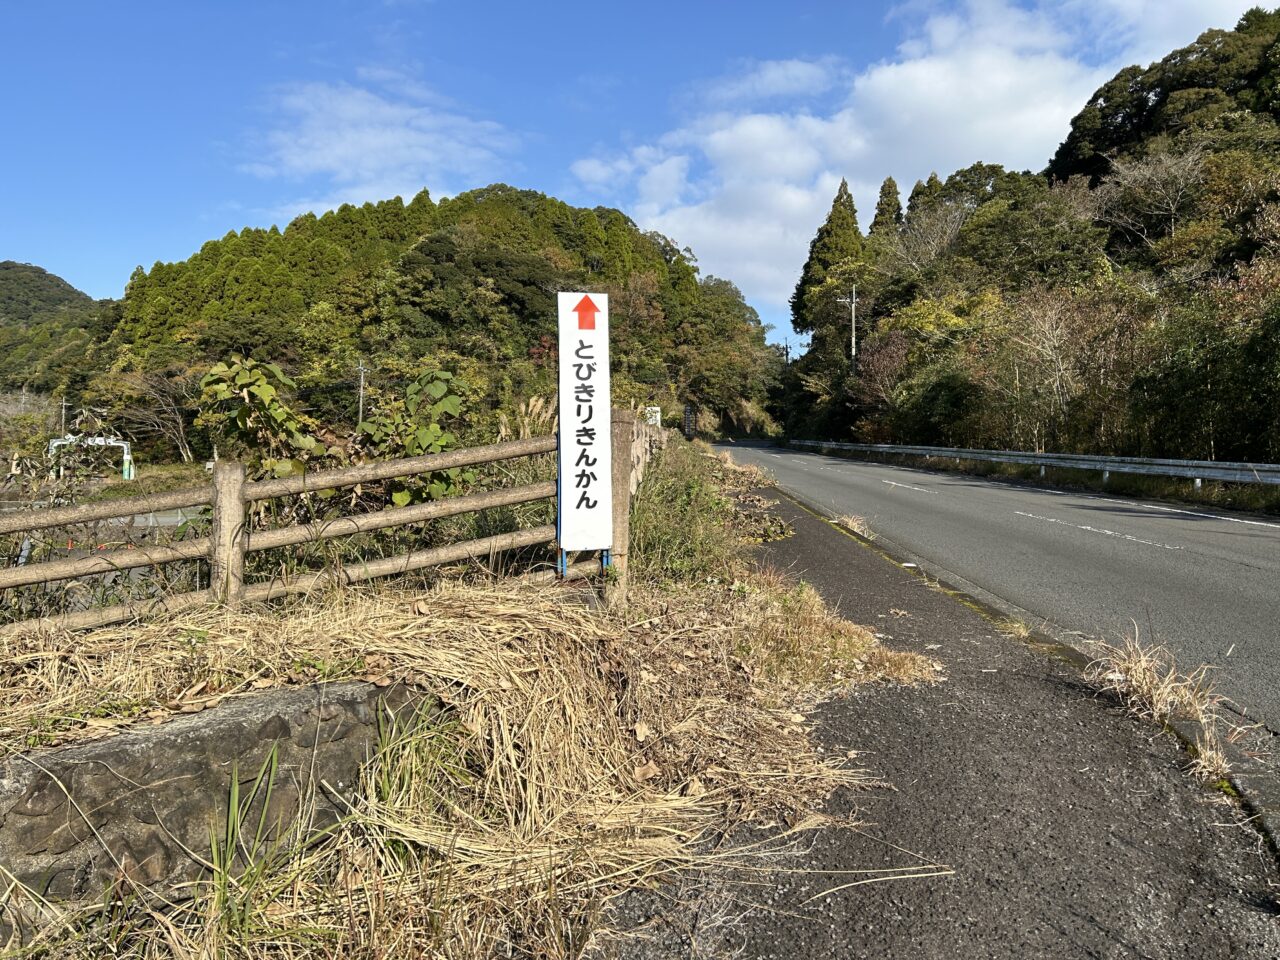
[755,449,1278,533]
[881,479,936,494]
[1015,510,1184,551]
[1085,496,1280,531]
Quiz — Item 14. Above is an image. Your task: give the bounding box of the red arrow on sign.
[574,295,599,330]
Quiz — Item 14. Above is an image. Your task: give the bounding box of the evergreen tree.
[906,173,944,219]
[790,179,863,334]
[869,177,904,237]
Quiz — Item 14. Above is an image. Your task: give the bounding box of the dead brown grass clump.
[836,515,875,540]
[697,442,775,491]
[996,618,1032,640]
[1087,631,1219,727]
[1,574,931,957]
[1086,628,1237,782]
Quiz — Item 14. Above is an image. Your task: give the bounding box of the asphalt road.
[719,443,1280,732]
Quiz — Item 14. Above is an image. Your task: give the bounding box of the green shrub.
[629,439,741,583]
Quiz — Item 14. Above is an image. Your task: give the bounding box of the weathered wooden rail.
[1,409,665,636]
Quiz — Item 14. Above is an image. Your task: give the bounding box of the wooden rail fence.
[1,408,666,636]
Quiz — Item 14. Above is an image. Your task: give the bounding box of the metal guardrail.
[788,440,1280,487]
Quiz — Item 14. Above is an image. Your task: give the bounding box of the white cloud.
[571,0,1258,333]
[636,155,692,217]
[704,57,844,104]
[245,71,514,220]
[1055,0,1258,66]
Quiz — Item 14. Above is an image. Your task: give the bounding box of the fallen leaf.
[633,720,653,743]
[634,760,661,782]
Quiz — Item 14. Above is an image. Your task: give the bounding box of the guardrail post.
[609,407,636,602]
[210,461,247,610]
[1194,478,1202,491]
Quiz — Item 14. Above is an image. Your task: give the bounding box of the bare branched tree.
[1010,288,1083,442]
[854,331,910,410]
[113,370,200,463]
[1049,175,1103,226]
[885,202,970,275]
[1097,148,1207,248]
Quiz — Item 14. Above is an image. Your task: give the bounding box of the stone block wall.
[0,681,425,907]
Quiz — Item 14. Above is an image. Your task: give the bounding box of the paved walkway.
[608,492,1280,959]
[738,493,1280,959]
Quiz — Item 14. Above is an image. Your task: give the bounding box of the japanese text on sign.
[557,292,613,550]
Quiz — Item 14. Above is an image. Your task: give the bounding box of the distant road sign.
[557,292,612,551]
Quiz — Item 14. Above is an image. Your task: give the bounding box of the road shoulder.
[736,491,1280,959]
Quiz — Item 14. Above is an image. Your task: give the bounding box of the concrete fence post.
[609,408,637,600]
[210,461,247,609]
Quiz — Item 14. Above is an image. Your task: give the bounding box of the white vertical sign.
[557,292,612,551]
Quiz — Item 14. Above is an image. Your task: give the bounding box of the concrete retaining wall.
[0,681,425,905]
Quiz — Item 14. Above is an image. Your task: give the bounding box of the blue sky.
[0,1,1258,341]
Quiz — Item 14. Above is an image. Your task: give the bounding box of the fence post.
[210,461,247,610]
[609,408,636,600]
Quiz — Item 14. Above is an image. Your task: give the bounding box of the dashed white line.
[1085,496,1280,531]
[1015,510,1184,551]
[881,479,936,494]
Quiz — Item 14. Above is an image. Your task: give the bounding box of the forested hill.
[1049,7,1280,180]
[783,6,1280,464]
[6,185,776,450]
[0,261,92,323]
[0,262,115,394]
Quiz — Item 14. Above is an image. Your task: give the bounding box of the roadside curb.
[769,482,1280,864]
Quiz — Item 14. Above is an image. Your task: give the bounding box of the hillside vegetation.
[0,261,91,321]
[784,7,1280,463]
[0,262,115,393]
[1,186,776,465]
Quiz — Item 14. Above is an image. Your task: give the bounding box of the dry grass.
[697,443,775,491]
[835,515,875,541]
[1086,627,1238,783]
[1087,630,1219,728]
[1,573,932,957]
[1,435,939,955]
[995,619,1032,640]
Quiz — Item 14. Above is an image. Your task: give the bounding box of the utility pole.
[356,359,367,426]
[837,287,857,366]
[783,339,791,364]
[20,385,27,412]
[60,397,70,435]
